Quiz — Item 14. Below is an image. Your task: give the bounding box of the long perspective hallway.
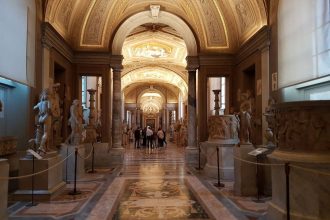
[7,142,268,220]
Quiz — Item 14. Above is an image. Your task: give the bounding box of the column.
[111,56,124,152]
[112,67,123,149]
[41,42,51,89]
[85,89,97,143]
[162,107,166,130]
[260,44,270,145]
[187,70,197,147]
[131,109,136,128]
[136,107,141,128]
[185,56,199,165]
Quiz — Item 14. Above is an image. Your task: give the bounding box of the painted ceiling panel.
[44,0,267,53]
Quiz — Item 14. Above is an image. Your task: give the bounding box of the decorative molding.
[42,22,74,62]
[110,55,124,71]
[235,25,270,64]
[74,52,111,64]
[186,56,199,71]
[198,54,234,66]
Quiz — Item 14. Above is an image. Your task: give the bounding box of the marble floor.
[7,143,268,220]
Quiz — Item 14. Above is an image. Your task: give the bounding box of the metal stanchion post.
[65,145,69,183]
[26,155,37,206]
[195,143,202,171]
[88,142,96,173]
[214,146,225,188]
[285,162,290,220]
[69,147,81,195]
[253,155,264,203]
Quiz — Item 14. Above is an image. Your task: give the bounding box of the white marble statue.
[33,89,52,152]
[239,90,253,144]
[51,83,62,146]
[66,99,83,145]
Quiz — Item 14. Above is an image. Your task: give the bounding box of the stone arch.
[111,11,198,56]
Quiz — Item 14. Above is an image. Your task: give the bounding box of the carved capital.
[110,55,124,72]
[186,56,199,71]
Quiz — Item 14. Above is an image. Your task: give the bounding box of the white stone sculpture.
[51,83,62,146]
[66,99,83,145]
[33,89,52,152]
[239,90,253,144]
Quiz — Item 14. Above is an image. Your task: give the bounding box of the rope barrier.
[233,154,330,176]
[289,164,330,176]
[0,152,74,180]
[232,154,285,166]
[77,144,94,160]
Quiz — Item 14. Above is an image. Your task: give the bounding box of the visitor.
[146,126,153,149]
[134,127,141,149]
[157,127,165,148]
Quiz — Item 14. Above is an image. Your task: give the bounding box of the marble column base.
[267,150,330,220]
[0,159,9,220]
[14,152,65,201]
[85,142,111,168]
[109,147,124,165]
[185,146,198,166]
[233,144,257,196]
[60,144,85,182]
[201,140,236,181]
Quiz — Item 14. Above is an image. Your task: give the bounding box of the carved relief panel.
[272,101,330,151]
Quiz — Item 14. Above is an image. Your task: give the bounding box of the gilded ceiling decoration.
[138,88,165,114]
[121,67,188,100]
[122,29,187,66]
[44,0,267,53]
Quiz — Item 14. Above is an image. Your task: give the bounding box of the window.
[82,76,87,108]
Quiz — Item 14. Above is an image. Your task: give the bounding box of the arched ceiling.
[124,83,180,104]
[121,67,188,100]
[45,0,267,53]
[122,26,187,66]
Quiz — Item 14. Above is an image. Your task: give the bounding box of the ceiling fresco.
[45,0,267,53]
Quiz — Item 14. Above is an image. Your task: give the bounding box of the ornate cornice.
[186,56,199,71]
[41,22,74,62]
[235,25,270,64]
[199,54,234,66]
[110,55,124,71]
[73,51,111,64]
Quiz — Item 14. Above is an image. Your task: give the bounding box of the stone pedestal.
[0,159,9,220]
[14,152,65,201]
[266,101,330,220]
[201,140,236,180]
[185,146,198,166]
[234,144,257,196]
[60,144,85,182]
[85,142,111,168]
[109,148,124,165]
[267,151,330,220]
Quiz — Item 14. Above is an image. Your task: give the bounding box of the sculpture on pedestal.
[51,83,62,146]
[33,89,52,152]
[208,115,239,141]
[66,99,83,145]
[263,98,276,147]
[239,90,253,144]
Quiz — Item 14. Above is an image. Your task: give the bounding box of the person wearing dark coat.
[134,127,141,148]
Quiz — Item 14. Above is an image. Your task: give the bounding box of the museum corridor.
[7,143,268,220]
[1,1,329,219]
